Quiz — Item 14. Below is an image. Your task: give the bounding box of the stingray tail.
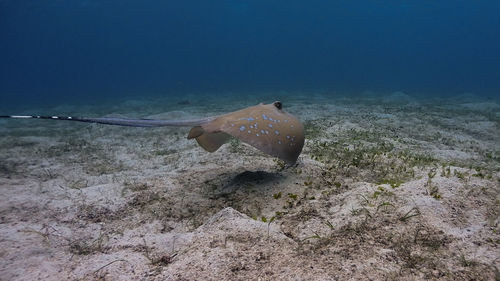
[0,115,212,127]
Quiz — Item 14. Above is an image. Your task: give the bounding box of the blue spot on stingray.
[268,124,273,128]
[247,117,255,121]
[269,117,273,121]
[256,133,260,136]
[275,130,279,135]
[248,130,251,133]
[278,140,282,144]
[286,135,290,139]
[261,129,265,134]
[239,125,245,131]
[262,114,268,120]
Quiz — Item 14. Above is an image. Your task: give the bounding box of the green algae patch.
[308,138,437,185]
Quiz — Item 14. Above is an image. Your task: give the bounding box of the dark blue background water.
[1,0,499,106]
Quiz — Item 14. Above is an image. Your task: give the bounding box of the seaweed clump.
[308,134,436,185]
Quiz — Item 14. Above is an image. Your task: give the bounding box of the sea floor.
[0,92,499,280]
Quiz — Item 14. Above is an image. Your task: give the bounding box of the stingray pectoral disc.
[200,101,304,164]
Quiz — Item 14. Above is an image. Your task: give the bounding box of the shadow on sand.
[206,170,283,198]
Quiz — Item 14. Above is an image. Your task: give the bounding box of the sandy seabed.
[0,93,499,280]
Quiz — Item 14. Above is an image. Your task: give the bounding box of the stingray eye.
[274,101,282,110]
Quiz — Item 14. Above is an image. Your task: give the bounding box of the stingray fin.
[188,126,205,139]
[195,132,231,152]
[214,103,305,163]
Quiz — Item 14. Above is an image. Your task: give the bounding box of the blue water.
[1,0,499,107]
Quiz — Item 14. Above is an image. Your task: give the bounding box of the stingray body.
[188,101,304,163]
[0,101,304,164]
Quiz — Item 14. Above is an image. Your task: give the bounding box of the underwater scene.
[0,1,499,280]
